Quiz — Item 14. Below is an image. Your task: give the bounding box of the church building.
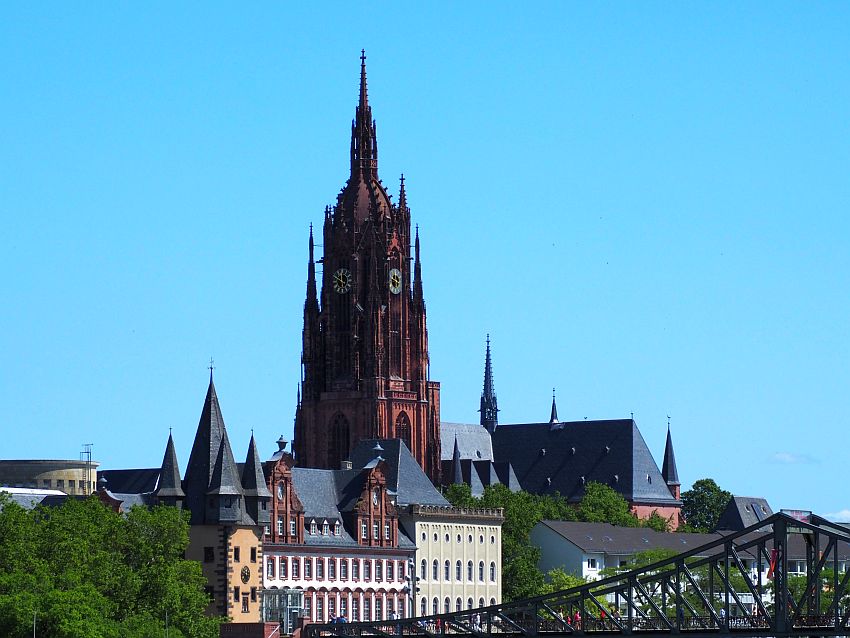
[293,52,441,483]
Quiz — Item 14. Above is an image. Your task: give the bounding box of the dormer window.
[310,520,317,535]
[384,523,391,540]
[322,520,329,535]
[289,520,296,537]
[372,523,379,540]
[334,521,340,536]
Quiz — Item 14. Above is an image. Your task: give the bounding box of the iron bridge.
[305,513,850,638]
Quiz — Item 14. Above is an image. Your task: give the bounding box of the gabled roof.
[537,520,720,555]
[440,423,494,462]
[491,419,679,505]
[715,496,773,531]
[350,439,449,507]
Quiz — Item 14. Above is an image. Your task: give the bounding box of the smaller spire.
[242,433,272,498]
[413,225,424,305]
[155,431,185,499]
[661,419,680,487]
[359,49,368,111]
[480,334,499,433]
[549,388,559,424]
[305,225,318,310]
[451,436,463,485]
[398,173,407,210]
[208,357,215,382]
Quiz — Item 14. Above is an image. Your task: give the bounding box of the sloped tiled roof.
[491,419,679,505]
[440,423,494,462]
[538,520,720,555]
[98,468,160,494]
[715,496,773,531]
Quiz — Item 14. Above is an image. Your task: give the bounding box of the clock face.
[388,268,402,295]
[333,268,352,294]
[241,566,250,584]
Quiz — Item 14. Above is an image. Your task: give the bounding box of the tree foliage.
[0,494,220,638]
[681,478,731,532]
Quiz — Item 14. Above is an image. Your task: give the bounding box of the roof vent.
[613,474,619,483]
[604,445,611,454]
[373,442,384,452]
[546,477,552,486]
[341,459,353,470]
[647,474,652,483]
[570,447,576,455]
[580,476,586,485]
[97,476,108,490]
[540,448,546,456]
[476,451,482,458]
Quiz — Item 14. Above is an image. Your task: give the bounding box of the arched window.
[421,598,427,616]
[328,413,350,469]
[478,561,485,582]
[468,598,474,610]
[479,598,485,608]
[444,598,450,614]
[432,598,438,616]
[395,412,411,450]
[432,559,439,581]
[455,560,462,581]
[490,598,496,606]
[420,559,427,580]
[456,598,462,612]
[467,560,473,581]
[490,561,496,582]
[444,560,450,581]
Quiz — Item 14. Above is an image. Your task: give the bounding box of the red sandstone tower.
[293,52,441,482]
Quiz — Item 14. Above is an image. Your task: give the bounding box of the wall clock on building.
[240,566,250,584]
[388,268,402,294]
[333,268,352,294]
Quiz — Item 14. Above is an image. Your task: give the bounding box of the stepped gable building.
[294,52,441,483]
[441,338,683,528]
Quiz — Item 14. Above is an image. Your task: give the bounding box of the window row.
[267,556,407,583]
[419,559,497,583]
[359,521,392,541]
[302,591,407,623]
[420,597,497,616]
[420,530,497,545]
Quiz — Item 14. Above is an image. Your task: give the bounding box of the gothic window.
[395,412,411,450]
[490,561,496,582]
[478,561,484,582]
[328,414,351,469]
[420,559,426,580]
[467,561,473,581]
[432,559,438,581]
[455,561,461,581]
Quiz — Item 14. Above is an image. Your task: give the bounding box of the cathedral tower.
[293,52,441,482]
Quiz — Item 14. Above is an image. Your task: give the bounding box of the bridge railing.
[305,513,850,638]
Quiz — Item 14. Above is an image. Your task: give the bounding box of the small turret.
[155,430,185,507]
[549,388,560,426]
[661,420,681,500]
[242,433,272,525]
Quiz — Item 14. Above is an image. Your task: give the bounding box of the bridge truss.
[305,513,850,638]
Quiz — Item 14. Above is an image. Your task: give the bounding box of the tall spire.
[305,223,318,311]
[661,420,680,493]
[413,225,424,305]
[480,334,499,433]
[549,388,559,425]
[351,49,377,177]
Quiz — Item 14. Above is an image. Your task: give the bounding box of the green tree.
[577,482,639,527]
[681,479,731,532]
[541,568,586,594]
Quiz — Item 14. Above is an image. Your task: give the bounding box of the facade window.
[432,598,438,616]
[316,559,324,580]
[479,535,484,544]
[490,598,496,606]
[364,597,371,621]
[434,533,438,542]
[310,521,317,535]
[341,559,348,579]
[445,533,450,542]
[329,597,336,619]
[467,561,473,581]
[421,598,427,616]
[329,559,336,580]
[316,596,324,622]
[264,525,270,537]
[334,521,340,536]
[384,523,391,540]
[280,558,288,579]
[242,594,249,613]
[352,598,360,621]
[290,520,296,537]
[456,598,462,612]
[340,598,348,619]
[292,558,300,579]
[467,598,473,610]
[277,518,283,535]
[399,599,405,618]
[375,560,383,581]
[457,534,461,543]
[204,547,214,563]
[304,558,312,579]
[468,534,473,543]
[250,547,257,563]
[432,560,439,581]
[421,531,426,541]
[455,561,462,581]
[490,535,495,544]
[234,586,240,602]
[361,522,367,540]
[586,558,597,569]
[304,595,312,619]
[387,561,394,581]
[234,547,241,562]
[444,598,450,614]
[267,558,276,579]
[375,597,383,620]
[444,560,450,581]
[420,559,427,580]
[353,560,360,580]
[479,561,484,582]
[479,598,485,608]
[323,521,329,535]
[364,560,372,581]
[250,587,257,602]
[373,523,379,540]
[490,562,496,581]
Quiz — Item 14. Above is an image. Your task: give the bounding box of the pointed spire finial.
[549,388,559,425]
[208,357,215,381]
[480,334,499,432]
[359,49,368,110]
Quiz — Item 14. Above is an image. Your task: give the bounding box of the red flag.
[767,549,778,580]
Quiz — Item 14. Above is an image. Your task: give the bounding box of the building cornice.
[404,504,504,523]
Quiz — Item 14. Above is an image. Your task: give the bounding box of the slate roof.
[0,487,67,510]
[661,427,680,486]
[98,468,160,494]
[491,419,679,505]
[155,433,185,498]
[538,520,721,555]
[350,439,449,507]
[440,423,494,462]
[715,496,773,531]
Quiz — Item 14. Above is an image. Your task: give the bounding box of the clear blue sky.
[2,4,848,518]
